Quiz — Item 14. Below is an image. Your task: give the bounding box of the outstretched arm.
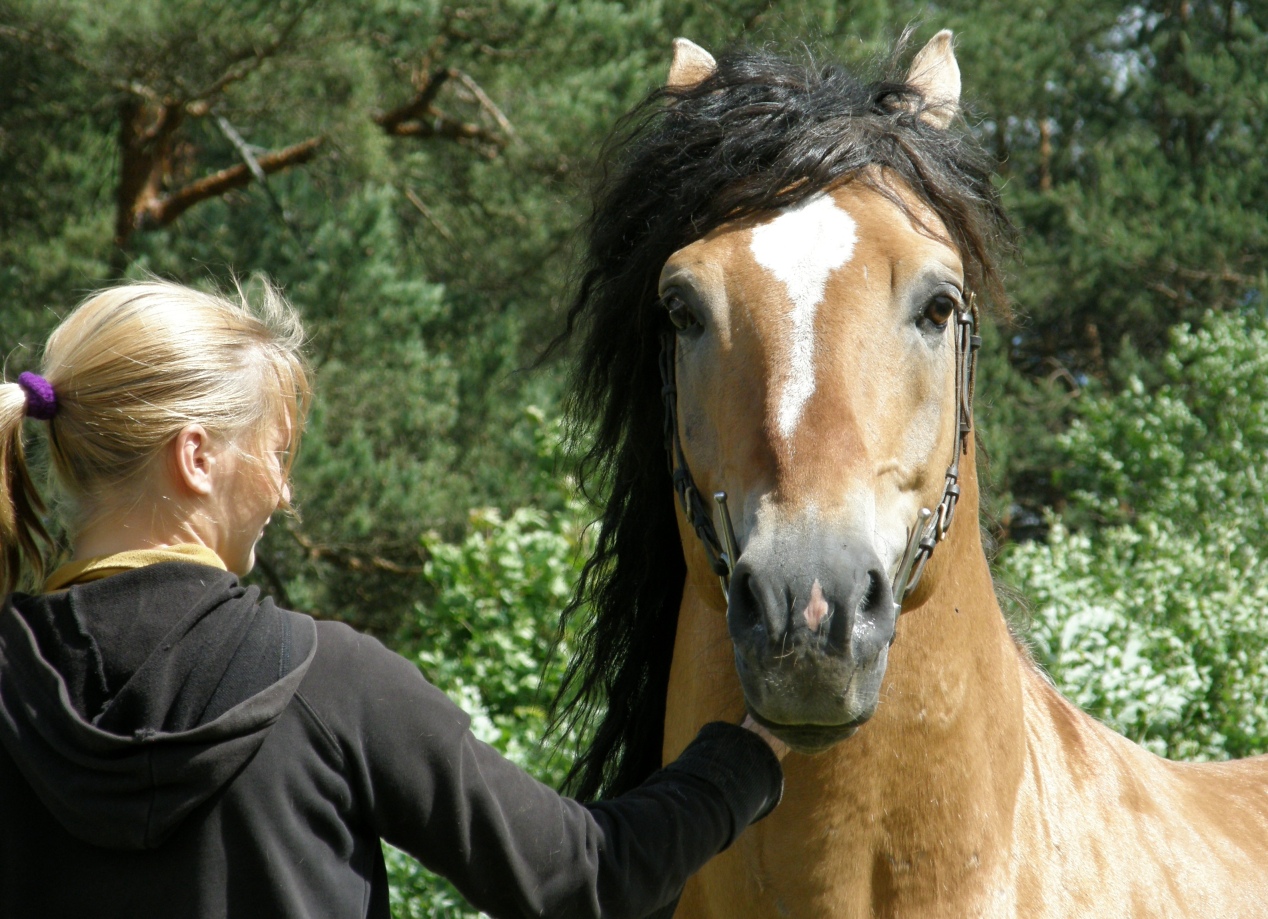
[307,622,783,919]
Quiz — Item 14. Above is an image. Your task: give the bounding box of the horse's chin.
[748,710,868,754]
[733,642,888,753]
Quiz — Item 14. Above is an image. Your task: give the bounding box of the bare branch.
[186,0,321,101]
[0,23,96,74]
[137,135,322,230]
[1163,261,1258,287]
[386,113,501,147]
[1148,281,1182,302]
[404,187,459,246]
[452,69,514,138]
[375,68,454,134]
[287,525,427,577]
[115,97,187,246]
[214,114,271,185]
[214,114,310,248]
[376,65,509,154]
[118,80,163,104]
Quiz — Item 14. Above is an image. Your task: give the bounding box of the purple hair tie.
[17,372,58,421]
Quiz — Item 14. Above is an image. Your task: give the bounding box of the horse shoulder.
[1009,661,1268,917]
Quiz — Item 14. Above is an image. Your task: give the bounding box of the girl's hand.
[740,714,790,761]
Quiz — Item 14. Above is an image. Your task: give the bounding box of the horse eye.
[661,293,700,332]
[922,294,957,328]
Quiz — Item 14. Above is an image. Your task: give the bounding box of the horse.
[551,30,1268,918]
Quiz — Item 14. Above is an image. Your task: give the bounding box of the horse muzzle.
[726,525,897,753]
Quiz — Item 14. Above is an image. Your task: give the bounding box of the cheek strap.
[660,329,735,599]
[891,294,981,611]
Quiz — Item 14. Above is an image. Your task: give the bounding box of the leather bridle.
[890,294,981,609]
[658,293,981,612]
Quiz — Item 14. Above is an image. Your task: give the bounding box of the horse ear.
[904,29,961,129]
[668,38,717,89]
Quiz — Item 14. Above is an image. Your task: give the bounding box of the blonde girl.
[0,279,308,593]
[0,279,782,919]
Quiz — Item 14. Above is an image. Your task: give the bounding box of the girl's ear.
[171,424,215,497]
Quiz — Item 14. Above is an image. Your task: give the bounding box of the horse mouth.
[749,710,866,754]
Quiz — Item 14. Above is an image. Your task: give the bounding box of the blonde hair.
[0,278,311,594]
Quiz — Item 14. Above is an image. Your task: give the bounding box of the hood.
[0,562,316,850]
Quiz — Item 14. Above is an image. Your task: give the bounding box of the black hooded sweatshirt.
[0,563,782,918]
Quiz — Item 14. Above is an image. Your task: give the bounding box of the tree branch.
[0,23,95,74]
[376,66,510,154]
[404,187,460,247]
[385,114,501,145]
[115,97,187,246]
[185,0,320,101]
[451,69,514,138]
[1164,262,1258,287]
[136,135,322,230]
[286,525,427,577]
[375,67,454,134]
[214,114,311,248]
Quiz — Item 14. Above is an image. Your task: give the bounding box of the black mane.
[550,39,1009,800]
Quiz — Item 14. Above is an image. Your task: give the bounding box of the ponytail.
[0,381,53,594]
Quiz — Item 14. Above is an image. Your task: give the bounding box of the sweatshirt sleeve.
[305,622,782,919]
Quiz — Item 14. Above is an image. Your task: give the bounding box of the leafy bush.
[1001,309,1268,760]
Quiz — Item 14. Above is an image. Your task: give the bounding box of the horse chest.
[681,824,1018,919]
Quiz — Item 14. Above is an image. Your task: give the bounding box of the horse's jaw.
[742,679,877,753]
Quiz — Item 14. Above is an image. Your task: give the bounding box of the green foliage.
[939,0,1268,528]
[2,0,707,631]
[384,409,595,917]
[8,0,1267,580]
[1004,517,1268,760]
[973,314,1075,539]
[1061,314,1268,538]
[947,0,1268,362]
[1001,309,1268,761]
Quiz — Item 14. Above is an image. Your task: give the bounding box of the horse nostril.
[726,568,754,624]
[861,569,884,616]
[858,568,898,629]
[727,566,789,645]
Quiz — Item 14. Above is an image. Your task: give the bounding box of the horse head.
[555,29,1003,799]
[661,32,975,753]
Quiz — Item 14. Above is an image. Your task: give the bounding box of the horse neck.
[851,438,1027,817]
[665,437,1028,879]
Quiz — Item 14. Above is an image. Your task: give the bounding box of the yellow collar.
[43,545,228,593]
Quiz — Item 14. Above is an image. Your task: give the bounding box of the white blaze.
[749,195,858,440]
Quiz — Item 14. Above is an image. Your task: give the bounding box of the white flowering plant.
[1000,310,1268,761]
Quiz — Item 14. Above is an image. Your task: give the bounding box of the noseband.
[658,294,981,612]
